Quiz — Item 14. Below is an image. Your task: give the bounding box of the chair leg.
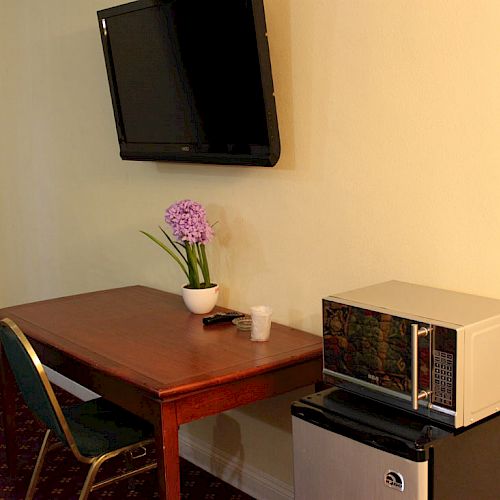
[125,450,136,490]
[78,456,106,500]
[25,429,52,500]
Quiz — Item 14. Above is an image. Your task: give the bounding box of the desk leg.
[155,402,180,499]
[0,342,17,476]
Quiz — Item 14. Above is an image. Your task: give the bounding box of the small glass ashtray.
[232,317,252,331]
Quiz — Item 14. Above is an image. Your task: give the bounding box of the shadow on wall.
[207,207,269,308]
[238,385,315,433]
[211,414,245,487]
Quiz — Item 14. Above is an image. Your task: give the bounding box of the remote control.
[203,312,245,326]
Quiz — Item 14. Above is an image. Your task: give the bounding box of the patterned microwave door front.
[323,301,427,393]
[322,300,457,412]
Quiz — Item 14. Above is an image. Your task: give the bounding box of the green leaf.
[197,243,211,287]
[158,226,188,264]
[140,230,190,280]
[184,242,200,288]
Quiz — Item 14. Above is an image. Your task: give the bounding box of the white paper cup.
[250,305,272,342]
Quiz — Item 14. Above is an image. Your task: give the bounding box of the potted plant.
[141,200,218,314]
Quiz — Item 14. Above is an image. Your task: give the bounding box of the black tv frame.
[97,0,280,166]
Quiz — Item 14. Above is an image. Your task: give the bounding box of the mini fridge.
[292,388,499,500]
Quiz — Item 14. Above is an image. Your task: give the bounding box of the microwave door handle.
[411,324,430,410]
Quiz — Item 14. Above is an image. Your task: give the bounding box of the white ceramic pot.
[182,284,219,314]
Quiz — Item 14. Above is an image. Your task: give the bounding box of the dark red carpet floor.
[0,387,254,499]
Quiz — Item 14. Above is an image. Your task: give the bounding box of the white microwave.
[323,281,500,428]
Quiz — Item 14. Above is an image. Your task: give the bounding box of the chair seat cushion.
[62,398,154,458]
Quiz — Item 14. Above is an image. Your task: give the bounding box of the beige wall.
[2,0,500,491]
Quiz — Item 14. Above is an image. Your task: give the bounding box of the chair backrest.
[0,318,79,454]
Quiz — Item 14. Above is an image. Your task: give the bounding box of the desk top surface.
[0,286,322,399]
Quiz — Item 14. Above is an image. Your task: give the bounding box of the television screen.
[97,0,280,166]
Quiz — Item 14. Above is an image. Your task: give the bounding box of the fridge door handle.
[411,324,431,410]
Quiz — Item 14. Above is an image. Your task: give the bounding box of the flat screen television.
[97,0,280,166]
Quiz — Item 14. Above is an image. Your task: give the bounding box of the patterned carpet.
[0,387,254,500]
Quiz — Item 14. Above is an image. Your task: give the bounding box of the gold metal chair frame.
[0,318,157,500]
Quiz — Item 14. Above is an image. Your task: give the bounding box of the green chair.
[0,318,157,500]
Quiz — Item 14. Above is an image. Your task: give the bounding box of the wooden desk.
[0,285,322,499]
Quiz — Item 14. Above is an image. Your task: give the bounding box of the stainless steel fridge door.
[292,416,428,500]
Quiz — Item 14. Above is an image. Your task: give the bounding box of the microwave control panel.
[432,350,454,407]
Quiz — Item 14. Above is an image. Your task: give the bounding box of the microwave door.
[323,303,433,410]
